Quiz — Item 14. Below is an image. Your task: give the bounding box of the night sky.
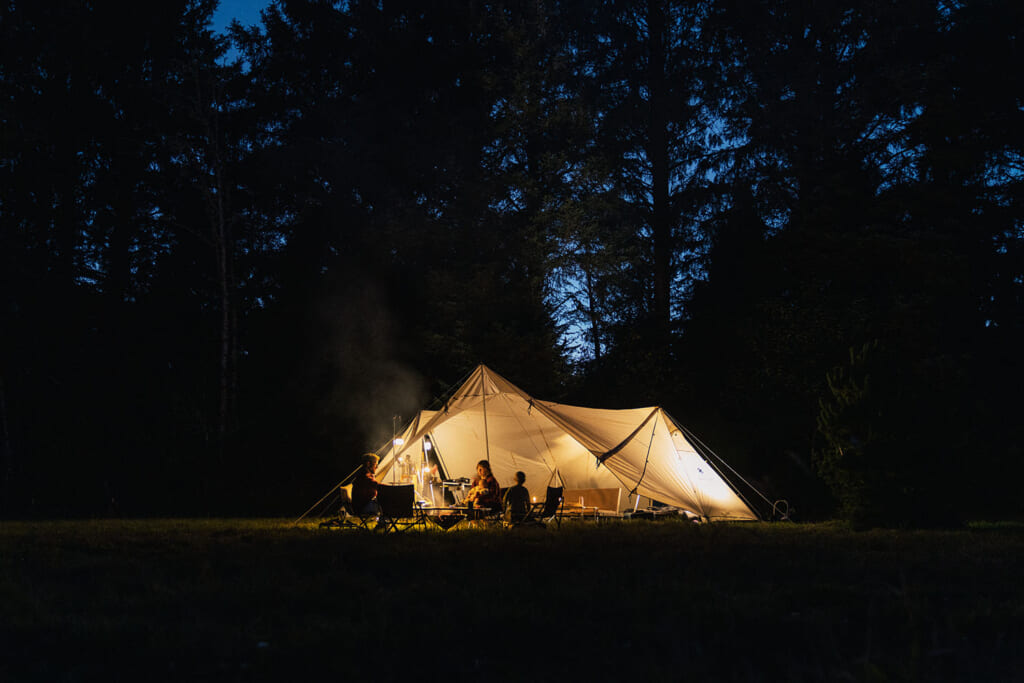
[212,0,270,34]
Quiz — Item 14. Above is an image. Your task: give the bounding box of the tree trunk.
[201,78,237,459]
[214,176,237,453]
[0,373,12,512]
[108,171,135,304]
[647,0,672,339]
[582,248,603,363]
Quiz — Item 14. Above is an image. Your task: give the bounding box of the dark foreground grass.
[1,519,1021,682]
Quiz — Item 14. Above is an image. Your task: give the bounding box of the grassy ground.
[1,518,1021,682]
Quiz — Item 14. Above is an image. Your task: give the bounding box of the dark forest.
[2,0,1021,524]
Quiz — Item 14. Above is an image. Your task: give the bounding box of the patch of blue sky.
[211,0,270,35]
[984,150,1024,188]
[211,0,272,65]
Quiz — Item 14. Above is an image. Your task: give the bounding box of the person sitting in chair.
[503,471,530,522]
[464,460,501,510]
[351,453,382,515]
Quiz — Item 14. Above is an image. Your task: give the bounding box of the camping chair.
[467,501,505,528]
[449,492,504,529]
[318,484,375,530]
[509,486,564,529]
[478,487,510,527]
[376,484,427,533]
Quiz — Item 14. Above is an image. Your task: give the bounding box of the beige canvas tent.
[374,365,759,521]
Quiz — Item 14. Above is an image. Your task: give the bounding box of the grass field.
[1,518,1021,682]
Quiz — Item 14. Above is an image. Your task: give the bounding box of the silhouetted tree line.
[2,0,1021,524]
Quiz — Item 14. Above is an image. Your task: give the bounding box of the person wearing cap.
[351,453,381,514]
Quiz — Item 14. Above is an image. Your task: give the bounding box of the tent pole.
[481,369,491,463]
[391,415,399,484]
[629,416,658,513]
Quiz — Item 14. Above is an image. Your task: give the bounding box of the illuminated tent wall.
[376,365,759,521]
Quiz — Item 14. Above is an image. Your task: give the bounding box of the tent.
[374,365,760,521]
